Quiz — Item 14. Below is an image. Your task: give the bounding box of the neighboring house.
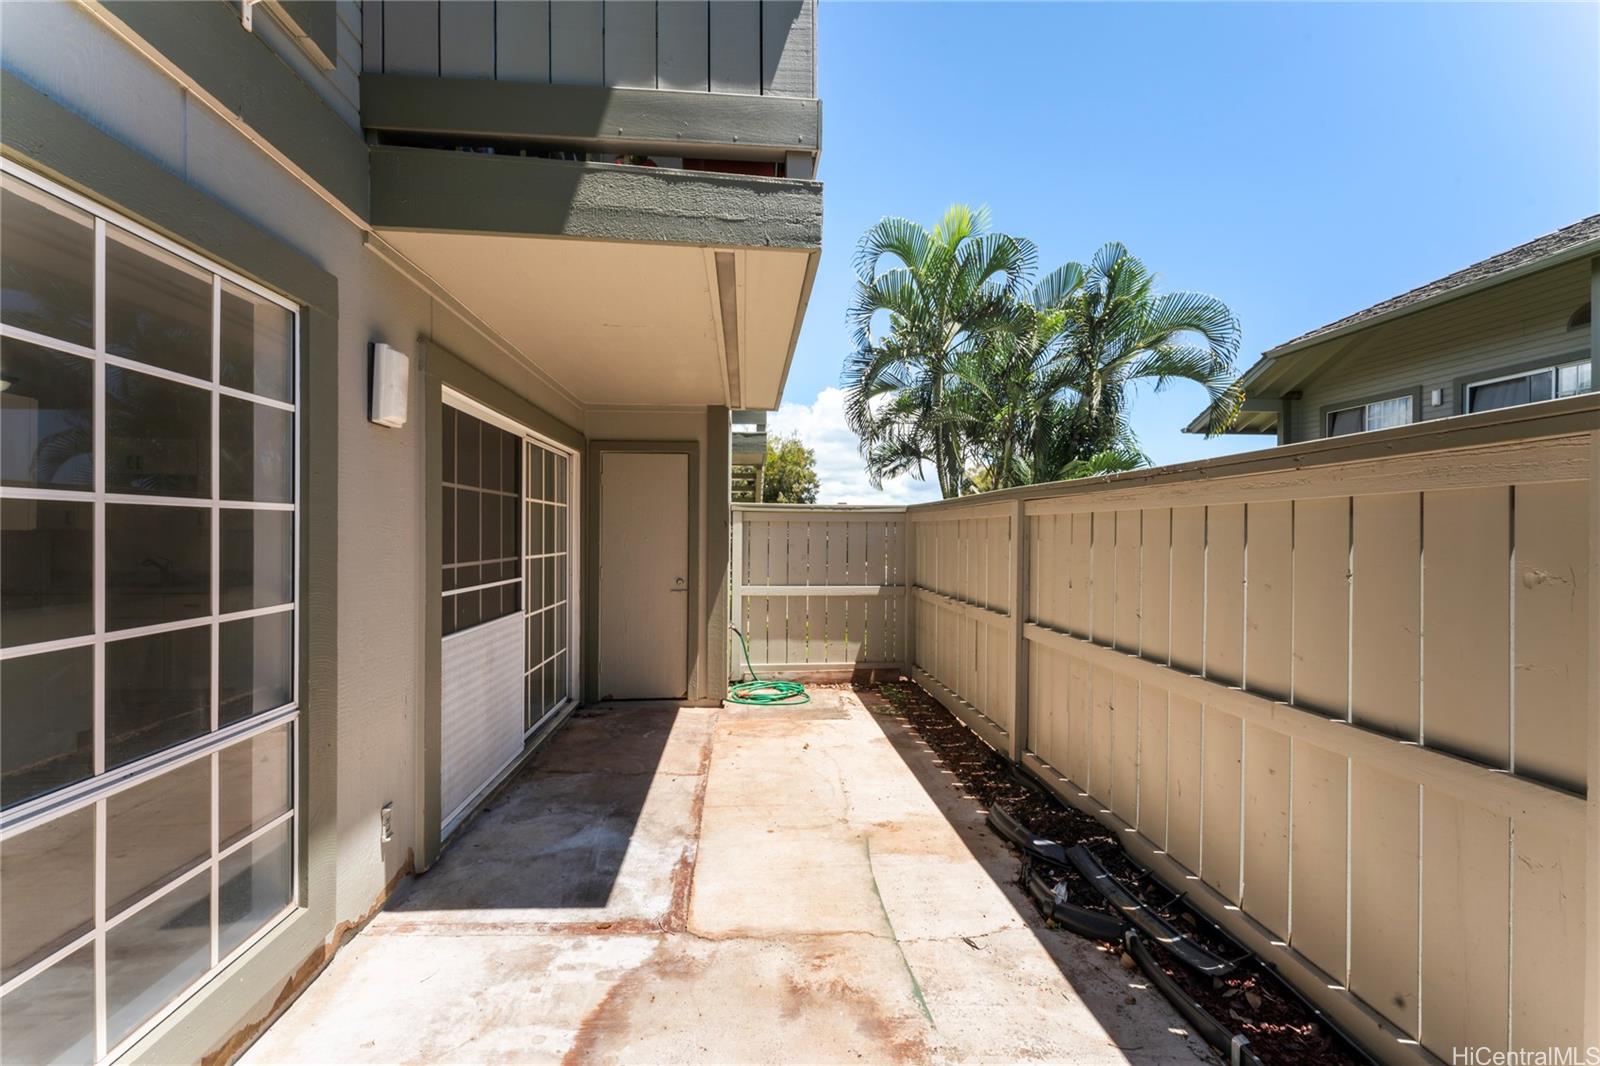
[731,408,768,501]
[1190,215,1599,442]
[0,2,820,1063]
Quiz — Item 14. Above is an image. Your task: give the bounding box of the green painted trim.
[704,408,731,704]
[420,368,444,871]
[362,74,820,158]
[0,71,339,316]
[584,440,704,704]
[370,146,823,249]
[275,0,339,69]
[101,0,368,217]
[1451,349,1591,416]
[418,339,587,867]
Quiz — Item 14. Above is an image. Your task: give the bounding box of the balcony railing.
[730,395,1600,1065]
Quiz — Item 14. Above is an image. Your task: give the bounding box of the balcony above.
[355,2,821,411]
[370,149,819,410]
[361,1,818,177]
[362,75,820,175]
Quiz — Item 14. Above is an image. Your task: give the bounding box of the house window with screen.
[441,405,521,636]
[0,166,299,1064]
[1326,394,1413,436]
[1465,359,1593,413]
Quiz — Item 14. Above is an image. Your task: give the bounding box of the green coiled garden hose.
[727,626,809,706]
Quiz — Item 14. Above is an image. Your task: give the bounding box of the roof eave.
[1261,235,1600,361]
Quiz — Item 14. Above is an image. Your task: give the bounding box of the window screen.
[1365,395,1412,431]
[441,405,521,636]
[524,440,571,731]
[1556,361,1591,398]
[0,166,298,1063]
[1327,395,1413,437]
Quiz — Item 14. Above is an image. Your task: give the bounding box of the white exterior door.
[598,451,689,699]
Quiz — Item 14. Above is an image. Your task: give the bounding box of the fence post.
[1008,498,1029,763]
[1586,427,1600,1052]
[730,506,744,682]
[902,511,916,675]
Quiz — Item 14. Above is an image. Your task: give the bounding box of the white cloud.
[768,386,943,506]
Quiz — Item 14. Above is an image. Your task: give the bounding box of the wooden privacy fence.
[904,398,1600,1064]
[730,505,908,677]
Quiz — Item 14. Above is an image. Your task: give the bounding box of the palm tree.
[945,306,1149,491]
[941,310,1065,490]
[842,205,1037,498]
[1032,242,1243,448]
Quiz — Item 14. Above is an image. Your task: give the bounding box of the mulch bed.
[863,678,1364,1066]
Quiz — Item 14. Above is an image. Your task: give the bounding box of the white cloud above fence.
[767,387,942,506]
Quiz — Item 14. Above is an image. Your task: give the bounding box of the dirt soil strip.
[864,679,1367,1066]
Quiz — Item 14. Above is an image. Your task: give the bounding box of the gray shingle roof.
[1265,213,1600,356]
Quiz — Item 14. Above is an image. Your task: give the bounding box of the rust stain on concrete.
[561,944,705,1066]
[205,849,416,1066]
[663,710,715,934]
[778,970,931,1063]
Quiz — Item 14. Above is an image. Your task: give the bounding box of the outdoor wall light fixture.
[369,342,410,428]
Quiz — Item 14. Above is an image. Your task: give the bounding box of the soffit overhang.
[372,147,821,410]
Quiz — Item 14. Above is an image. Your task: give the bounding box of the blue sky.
[772,1,1599,503]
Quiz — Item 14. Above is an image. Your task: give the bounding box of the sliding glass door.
[523,439,572,733]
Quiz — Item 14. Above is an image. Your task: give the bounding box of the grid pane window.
[0,336,94,490]
[0,165,299,1064]
[0,175,95,347]
[441,405,520,637]
[525,441,572,732]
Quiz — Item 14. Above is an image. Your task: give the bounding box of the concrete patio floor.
[243,688,1210,1065]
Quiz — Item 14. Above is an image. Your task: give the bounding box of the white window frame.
[1464,358,1593,413]
[522,435,577,737]
[439,388,579,735]
[1325,393,1414,437]
[0,159,301,1064]
[440,393,524,629]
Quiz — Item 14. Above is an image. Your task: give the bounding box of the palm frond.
[852,217,931,283]
[1030,262,1086,309]
[1141,290,1241,358]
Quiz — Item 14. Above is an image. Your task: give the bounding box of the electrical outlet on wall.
[380,802,394,843]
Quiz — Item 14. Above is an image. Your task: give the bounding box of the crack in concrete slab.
[864,835,935,1027]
